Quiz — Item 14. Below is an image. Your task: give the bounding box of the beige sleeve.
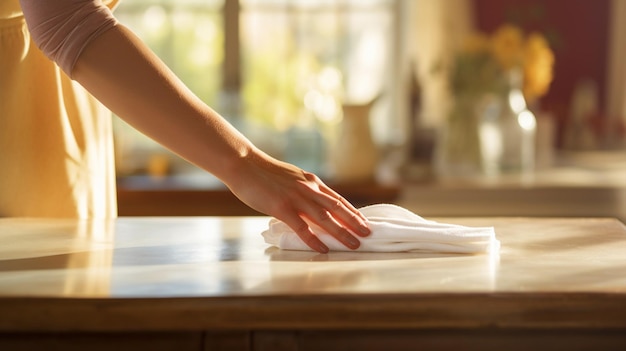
[19,0,118,77]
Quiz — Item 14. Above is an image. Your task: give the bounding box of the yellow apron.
[0,0,119,218]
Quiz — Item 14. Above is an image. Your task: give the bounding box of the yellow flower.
[443,24,554,102]
[490,24,524,69]
[523,32,555,103]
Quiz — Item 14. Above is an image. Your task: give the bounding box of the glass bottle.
[479,68,537,177]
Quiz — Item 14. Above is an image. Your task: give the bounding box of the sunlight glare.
[518,110,536,131]
[142,6,168,35]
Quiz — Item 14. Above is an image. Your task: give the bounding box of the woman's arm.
[20,0,370,253]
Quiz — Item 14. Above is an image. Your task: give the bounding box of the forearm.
[71,24,255,184]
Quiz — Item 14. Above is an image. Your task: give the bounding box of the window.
[113,0,399,180]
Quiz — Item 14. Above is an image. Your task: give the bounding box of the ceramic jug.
[332,97,379,182]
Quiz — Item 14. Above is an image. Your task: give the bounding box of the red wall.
[472,0,611,146]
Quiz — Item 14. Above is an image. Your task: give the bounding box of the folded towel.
[262,204,500,254]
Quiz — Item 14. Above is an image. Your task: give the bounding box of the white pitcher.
[332,96,380,182]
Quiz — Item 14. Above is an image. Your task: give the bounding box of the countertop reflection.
[1,216,626,298]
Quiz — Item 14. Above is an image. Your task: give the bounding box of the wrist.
[218,143,262,189]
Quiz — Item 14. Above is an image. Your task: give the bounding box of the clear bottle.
[479,68,537,177]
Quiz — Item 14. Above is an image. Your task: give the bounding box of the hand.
[225,150,371,253]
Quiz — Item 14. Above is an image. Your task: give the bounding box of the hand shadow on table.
[264,246,464,262]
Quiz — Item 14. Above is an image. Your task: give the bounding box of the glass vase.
[434,94,483,179]
[479,69,537,177]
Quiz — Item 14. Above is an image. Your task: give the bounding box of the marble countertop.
[1,216,626,332]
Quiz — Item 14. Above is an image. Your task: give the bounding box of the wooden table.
[1,216,626,350]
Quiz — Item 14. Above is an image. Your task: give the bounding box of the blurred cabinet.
[118,151,625,222]
[399,151,626,223]
[117,177,400,217]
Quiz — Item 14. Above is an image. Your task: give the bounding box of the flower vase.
[331,98,379,182]
[479,69,536,177]
[435,94,483,178]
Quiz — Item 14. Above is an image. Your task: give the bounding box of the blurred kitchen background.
[113,0,626,222]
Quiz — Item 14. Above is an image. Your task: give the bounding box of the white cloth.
[262,204,500,254]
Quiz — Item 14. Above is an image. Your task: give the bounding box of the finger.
[304,172,366,216]
[322,197,371,238]
[317,181,368,221]
[300,201,361,250]
[314,185,370,237]
[279,212,329,253]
